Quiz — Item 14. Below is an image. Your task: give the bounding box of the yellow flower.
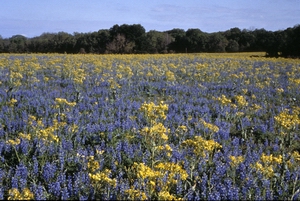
[89,169,116,187]
[199,118,219,133]
[234,95,248,107]
[88,159,100,172]
[22,188,34,200]
[165,70,176,81]
[292,151,300,161]
[18,133,31,141]
[55,98,76,107]
[260,153,282,164]
[252,103,262,111]
[8,98,18,107]
[164,144,173,152]
[276,88,284,93]
[8,188,34,200]
[178,125,187,132]
[236,112,244,117]
[229,155,244,167]
[216,94,232,105]
[181,136,222,158]
[155,162,188,181]
[253,162,274,178]
[141,122,169,141]
[140,101,168,122]
[6,138,21,146]
[125,188,148,200]
[8,188,21,200]
[274,109,300,130]
[134,162,162,180]
[158,190,183,201]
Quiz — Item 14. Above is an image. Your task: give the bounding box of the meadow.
[0,52,299,200]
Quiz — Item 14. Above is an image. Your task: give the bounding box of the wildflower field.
[0,53,299,200]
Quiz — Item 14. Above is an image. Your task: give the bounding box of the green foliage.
[1,23,300,56]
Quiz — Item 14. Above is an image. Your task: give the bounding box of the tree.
[239,29,256,51]
[28,33,57,53]
[96,29,110,53]
[167,28,185,39]
[51,32,75,53]
[8,35,27,53]
[185,28,208,52]
[281,25,300,57]
[144,30,173,53]
[167,29,188,53]
[0,35,5,53]
[226,39,239,52]
[106,34,135,54]
[108,24,146,53]
[206,33,228,52]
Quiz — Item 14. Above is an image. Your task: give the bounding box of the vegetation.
[0,24,300,57]
[0,53,299,200]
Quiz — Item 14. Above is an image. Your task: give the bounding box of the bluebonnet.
[79,195,90,200]
[61,187,69,200]
[62,139,73,152]
[20,139,29,155]
[48,181,61,198]
[237,163,247,181]
[32,182,46,200]
[199,173,208,198]
[0,125,4,137]
[0,142,5,163]
[0,54,299,200]
[11,176,18,189]
[214,120,231,141]
[214,161,227,178]
[215,183,227,199]
[115,141,122,164]
[229,186,240,200]
[32,157,39,175]
[0,187,3,200]
[42,162,57,183]
[0,169,4,199]
[208,191,221,200]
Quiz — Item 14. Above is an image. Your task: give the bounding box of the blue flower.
[11,176,18,189]
[48,181,61,198]
[61,187,69,200]
[0,187,3,200]
[42,162,57,183]
[208,191,221,200]
[15,163,28,180]
[33,183,46,200]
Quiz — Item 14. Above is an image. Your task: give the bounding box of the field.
[0,52,299,200]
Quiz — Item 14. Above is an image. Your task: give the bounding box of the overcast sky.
[0,0,299,38]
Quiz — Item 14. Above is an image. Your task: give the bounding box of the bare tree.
[106,34,135,54]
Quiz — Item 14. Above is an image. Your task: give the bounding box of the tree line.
[0,23,299,57]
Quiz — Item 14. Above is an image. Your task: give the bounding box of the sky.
[0,0,299,38]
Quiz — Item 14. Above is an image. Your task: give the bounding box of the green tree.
[226,39,239,52]
[239,29,256,51]
[144,30,173,53]
[281,25,300,57]
[108,24,146,53]
[28,33,56,53]
[185,28,208,52]
[0,35,5,53]
[206,33,228,52]
[96,29,110,53]
[8,35,27,53]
